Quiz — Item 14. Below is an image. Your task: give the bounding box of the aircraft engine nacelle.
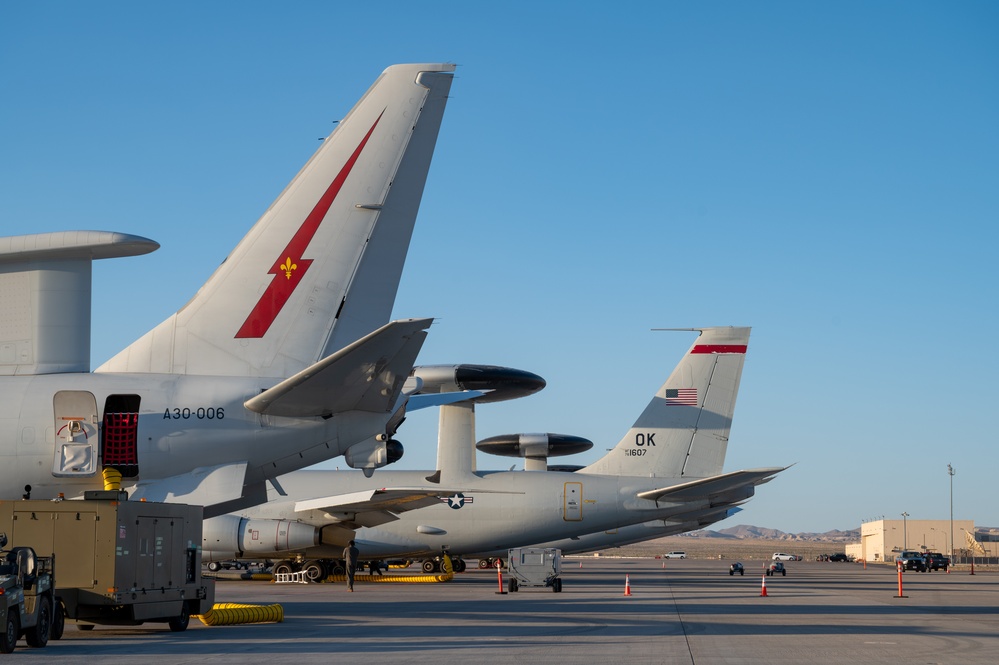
[344,438,404,477]
[202,514,319,557]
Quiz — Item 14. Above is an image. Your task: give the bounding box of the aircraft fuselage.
[0,373,386,503]
[214,468,724,561]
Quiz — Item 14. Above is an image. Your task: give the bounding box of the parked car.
[828,553,850,562]
[664,551,687,559]
[772,553,798,562]
[816,554,830,562]
[767,561,787,576]
[924,552,950,571]
[729,562,744,576]
[895,550,927,572]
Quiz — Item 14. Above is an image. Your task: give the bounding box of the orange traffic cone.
[623,574,633,596]
[760,574,768,597]
[495,559,507,595]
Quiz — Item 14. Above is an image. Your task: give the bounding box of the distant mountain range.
[685,524,998,542]
[684,524,999,543]
[685,525,860,542]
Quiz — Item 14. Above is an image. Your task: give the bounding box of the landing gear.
[420,554,468,574]
[302,560,327,582]
[272,560,296,576]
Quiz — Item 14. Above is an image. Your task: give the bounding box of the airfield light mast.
[948,463,955,557]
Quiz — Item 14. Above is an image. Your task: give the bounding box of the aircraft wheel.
[302,560,327,582]
[422,560,437,574]
[453,558,466,573]
[273,560,296,576]
[207,561,221,572]
[478,559,491,569]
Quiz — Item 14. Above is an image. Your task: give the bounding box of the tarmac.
[14,558,999,664]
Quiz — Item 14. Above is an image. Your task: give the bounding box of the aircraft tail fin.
[580,327,750,479]
[98,63,455,377]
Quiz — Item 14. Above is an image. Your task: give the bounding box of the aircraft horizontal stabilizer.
[406,390,487,410]
[244,318,432,417]
[129,461,248,506]
[635,467,786,503]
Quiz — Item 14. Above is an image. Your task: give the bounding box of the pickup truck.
[895,550,927,572]
[924,552,950,571]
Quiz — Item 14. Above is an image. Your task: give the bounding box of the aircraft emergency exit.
[201,327,786,574]
[0,63,456,516]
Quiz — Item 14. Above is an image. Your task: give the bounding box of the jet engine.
[344,438,404,477]
[202,514,319,558]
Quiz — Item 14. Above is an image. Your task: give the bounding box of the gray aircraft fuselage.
[213,467,725,560]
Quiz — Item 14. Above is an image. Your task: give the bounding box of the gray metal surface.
[12,558,998,663]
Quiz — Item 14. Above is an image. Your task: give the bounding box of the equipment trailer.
[0,492,213,634]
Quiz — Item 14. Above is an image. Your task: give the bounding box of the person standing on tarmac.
[343,540,360,591]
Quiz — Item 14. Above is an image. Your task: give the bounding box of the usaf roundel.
[443,493,474,509]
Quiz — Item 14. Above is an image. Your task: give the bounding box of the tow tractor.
[0,533,54,653]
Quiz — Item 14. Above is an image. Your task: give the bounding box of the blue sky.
[2,2,997,534]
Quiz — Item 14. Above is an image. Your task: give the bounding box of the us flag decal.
[665,388,698,405]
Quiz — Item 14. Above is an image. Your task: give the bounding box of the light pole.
[901,512,909,550]
[948,463,955,557]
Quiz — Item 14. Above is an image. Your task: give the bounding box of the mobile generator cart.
[507,547,562,592]
[0,492,214,634]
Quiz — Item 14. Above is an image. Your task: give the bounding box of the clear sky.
[2,2,997,534]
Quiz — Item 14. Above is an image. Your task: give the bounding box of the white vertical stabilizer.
[98,64,455,378]
[580,327,750,479]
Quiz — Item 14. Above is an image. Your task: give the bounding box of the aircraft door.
[102,394,140,478]
[52,390,99,477]
[563,482,583,521]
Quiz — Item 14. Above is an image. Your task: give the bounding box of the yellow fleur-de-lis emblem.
[280,257,297,279]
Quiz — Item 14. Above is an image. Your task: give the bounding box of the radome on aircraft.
[202,327,786,576]
[0,64,458,516]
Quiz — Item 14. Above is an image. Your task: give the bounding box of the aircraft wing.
[295,488,445,515]
[292,485,523,529]
[244,318,432,417]
[295,485,522,515]
[636,467,786,503]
